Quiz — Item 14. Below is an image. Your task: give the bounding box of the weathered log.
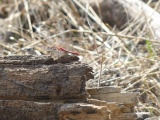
[0,55,79,65]
[90,92,139,104]
[0,100,110,120]
[0,55,54,65]
[87,86,121,94]
[87,86,139,104]
[0,55,141,120]
[80,0,160,39]
[87,99,134,114]
[87,99,137,120]
[87,87,139,119]
[0,55,93,101]
[58,103,110,120]
[0,100,138,120]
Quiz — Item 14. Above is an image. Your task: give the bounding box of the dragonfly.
[47,45,80,57]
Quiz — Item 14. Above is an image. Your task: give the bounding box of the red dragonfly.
[56,47,79,55]
[47,45,79,56]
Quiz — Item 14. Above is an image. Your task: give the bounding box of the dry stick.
[67,0,81,18]
[153,0,160,11]
[139,2,160,54]
[0,43,16,52]
[121,17,142,35]
[59,1,99,54]
[130,87,160,107]
[121,0,160,40]
[123,62,160,91]
[73,0,137,61]
[15,0,160,54]
[120,13,138,33]
[84,3,104,60]
[108,68,160,83]
[81,7,119,69]
[98,32,160,43]
[146,0,153,5]
[60,4,79,29]
[34,46,47,55]
[121,4,145,36]
[69,44,95,55]
[141,8,155,38]
[142,12,157,55]
[87,6,116,54]
[14,29,160,54]
[23,0,34,39]
[72,0,111,44]
[95,0,102,19]
[59,0,113,68]
[98,53,104,87]
[145,88,160,107]
[60,2,105,45]
[131,1,158,36]
[145,1,160,35]
[140,82,158,97]
[140,106,160,114]
[13,29,79,54]
[14,0,23,37]
[122,5,145,40]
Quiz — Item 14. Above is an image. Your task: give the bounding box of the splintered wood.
[0,100,110,120]
[87,86,139,120]
[0,55,140,120]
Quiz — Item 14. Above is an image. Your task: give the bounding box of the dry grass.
[0,0,160,117]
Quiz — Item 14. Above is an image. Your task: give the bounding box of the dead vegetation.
[0,0,160,118]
